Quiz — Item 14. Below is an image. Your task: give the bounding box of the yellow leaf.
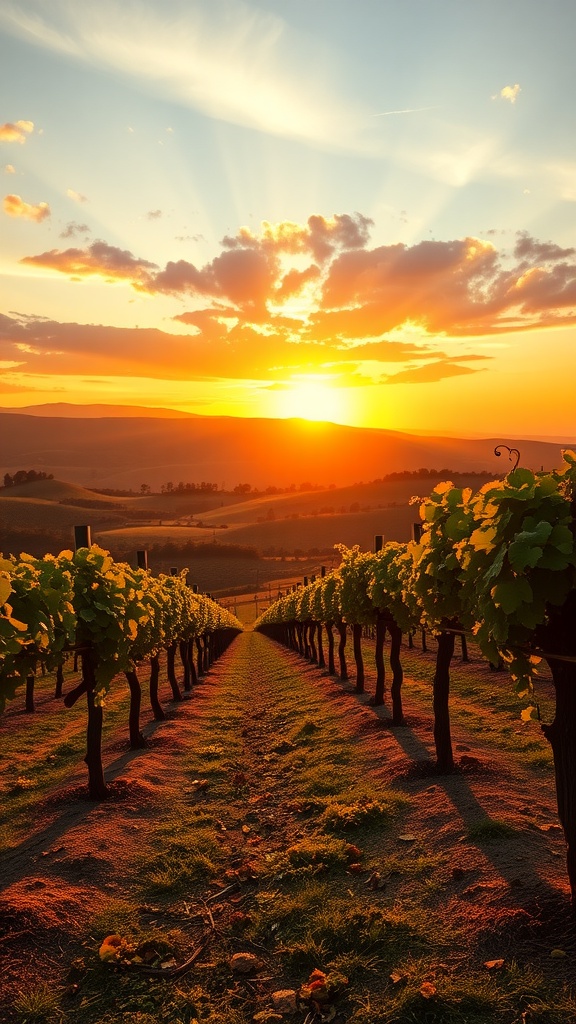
[550,949,566,958]
[99,934,123,961]
[469,526,497,553]
[520,706,537,722]
[8,616,28,632]
[484,959,505,970]
[0,577,12,606]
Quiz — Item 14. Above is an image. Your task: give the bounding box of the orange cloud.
[21,240,156,284]
[384,359,490,385]
[222,212,373,263]
[0,311,437,385]
[0,120,34,143]
[18,218,576,342]
[3,193,50,222]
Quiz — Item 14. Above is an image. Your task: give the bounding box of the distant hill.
[1,409,571,491]
[1,402,196,419]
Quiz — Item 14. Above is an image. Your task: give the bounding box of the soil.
[1,630,575,1022]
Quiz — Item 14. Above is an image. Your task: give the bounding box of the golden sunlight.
[278,378,347,423]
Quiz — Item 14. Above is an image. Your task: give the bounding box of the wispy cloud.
[0,119,34,143]
[0,0,372,152]
[384,359,489,385]
[66,187,88,203]
[372,106,438,117]
[3,193,50,221]
[4,164,16,174]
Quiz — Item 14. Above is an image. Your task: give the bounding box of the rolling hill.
[1,409,570,492]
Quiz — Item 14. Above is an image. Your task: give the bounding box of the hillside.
[0,472,473,597]
[1,410,570,491]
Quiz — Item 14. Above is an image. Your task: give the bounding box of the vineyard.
[2,453,576,1022]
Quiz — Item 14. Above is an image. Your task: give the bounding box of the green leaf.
[508,540,544,573]
[491,577,533,614]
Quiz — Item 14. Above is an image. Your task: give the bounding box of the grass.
[11,986,61,1023]
[0,663,141,852]
[466,818,518,843]
[2,629,575,1024]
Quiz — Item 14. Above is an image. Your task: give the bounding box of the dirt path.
[1,631,575,1023]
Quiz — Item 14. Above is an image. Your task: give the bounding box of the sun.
[277,378,347,424]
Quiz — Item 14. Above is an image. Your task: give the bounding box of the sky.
[1,0,576,438]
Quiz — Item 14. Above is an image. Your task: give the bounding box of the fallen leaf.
[550,948,567,958]
[398,834,417,842]
[420,981,437,998]
[389,971,407,985]
[98,935,123,962]
[484,959,505,970]
[539,824,562,833]
[345,843,363,860]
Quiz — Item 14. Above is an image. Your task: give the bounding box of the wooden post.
[374,535,383,552]
[74,525,91,549]
[412,523,423,543]
[136,550,148,570]
[433,631,455,772]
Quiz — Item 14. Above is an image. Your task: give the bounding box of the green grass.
[466,818,518,843]
[3,630,575,1024]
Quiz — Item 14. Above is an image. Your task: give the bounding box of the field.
[2,473,491,595]
[1,626,575,1024]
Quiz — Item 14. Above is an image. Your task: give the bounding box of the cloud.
[384,359,490,385]
[20,239,156,284]
[496,84,521,104]
[0,309,439,385]
[4,164,16,174]
[514,231,575,264]
[0,119,34,143]
[0,0,373,153]
[18,217,576,349]
[146,209,163,220]
[223,212,373,264]
[60,221,91,239]
[3,193,50,221]
[66,187,88,203]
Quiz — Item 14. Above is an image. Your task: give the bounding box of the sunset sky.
[1,0,576,437]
